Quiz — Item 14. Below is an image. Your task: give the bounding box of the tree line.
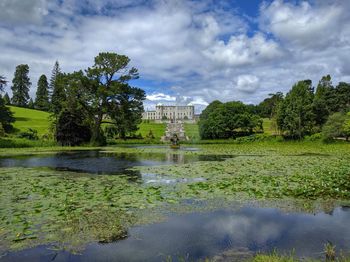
[0,52,146,145]
[200,75,350,141]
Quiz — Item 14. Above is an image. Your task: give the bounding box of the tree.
[11,64,31,107]
[49,61,61,99]
[0,94,15,132]
[54,72,92,146]
[55,109,91,146]
[313,75,336,127]
[28,98,34,109]
[3,93,10,105]
[335,82,350,112]
[51,73,66,115]
[257,92,284,118]
[34,75,49,111]
[108,83,145,138]
[276,80,315,139]
[322,112,347,141]
[85,52,143,144]
[0,75,7,91]
[199,100,263,139]
[342,112,350,141]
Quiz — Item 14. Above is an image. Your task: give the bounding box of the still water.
[0,150,231,175]
[2,206,350,261]
[0,150,349,261]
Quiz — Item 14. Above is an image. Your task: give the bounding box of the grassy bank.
[9,106,51,136]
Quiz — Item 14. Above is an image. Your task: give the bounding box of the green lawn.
[138,121,166,139]
[184,123,199,140]
[9,106,50,136]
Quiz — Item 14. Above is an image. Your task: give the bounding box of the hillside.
[9,106,51,136]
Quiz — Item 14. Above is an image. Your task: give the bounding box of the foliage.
[28,98,34,109]
[55,109,91,146]
[277,80,315,139]
[0,75,7,91]
[145,129,155,139]
[199,100,263,139]
[0,95,15,132]
[11,64,31,107]
[3,92,10,105]
[51,72,66,115]
[0,123,5,137]
[34,74,49,111]
[313,75,336,128]
[335,82,350,112]
[257,92,284,118]
[49,61,61,99]
[322,112,349,141]
[17,128,39,140]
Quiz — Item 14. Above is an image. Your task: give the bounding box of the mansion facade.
[142,104,195,121]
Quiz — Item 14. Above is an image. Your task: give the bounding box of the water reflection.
[3,206,350,262]
[0,151,232,176]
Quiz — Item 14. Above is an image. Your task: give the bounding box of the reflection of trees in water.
[166,152,185,164]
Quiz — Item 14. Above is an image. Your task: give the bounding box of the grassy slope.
[134,121,166,139]
[7,106,274,142]
[9,106,50,136]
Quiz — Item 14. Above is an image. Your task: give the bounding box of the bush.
[17,128,39,140]
[55,109,92,146]
[146,130,155,139]
[304,133,322,141]
[0,123,5,137]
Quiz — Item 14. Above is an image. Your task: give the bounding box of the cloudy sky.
[1,0,350,112]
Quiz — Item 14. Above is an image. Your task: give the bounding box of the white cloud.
[235,75,260,94]
[0,0,48,25]
[146,93,176,102]
[0,0,350,111]
[260,0,346,49]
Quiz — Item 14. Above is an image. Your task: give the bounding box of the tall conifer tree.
[49,61,61,99]
[35,74,49,111]
[11,64,31,107]
[3,93,10,105]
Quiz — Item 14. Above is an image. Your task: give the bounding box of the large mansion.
[142,104,195,121]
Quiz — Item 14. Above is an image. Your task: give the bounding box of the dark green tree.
[276,80,315,139]
[3,93,10,105]
[257,92,284,118]
[0,94,15,132]
[85,52,142,144]
[11,64,31,107]
[322,112,347,141]
[335,82,350,112]
[108,83,145,138]
[49,61,61,99]
[199,100,262,139]
[51,71,92,146]
[34,74,49,111]
[28,98,34,109]
[313,75,336,127]
[51,73,66,115]
[0,75,7,91]
[55,109,91,146]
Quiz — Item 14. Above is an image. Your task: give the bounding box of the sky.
[0,0,350,113]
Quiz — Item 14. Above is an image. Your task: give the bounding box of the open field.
[9,106,51,136]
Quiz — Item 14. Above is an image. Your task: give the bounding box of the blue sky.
[1,0,350,112]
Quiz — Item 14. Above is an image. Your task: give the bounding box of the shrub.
[17,128,39,140]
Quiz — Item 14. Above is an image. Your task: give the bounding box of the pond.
[0,150,232,176]
[2,205,350,261]
[1,148,350,261]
